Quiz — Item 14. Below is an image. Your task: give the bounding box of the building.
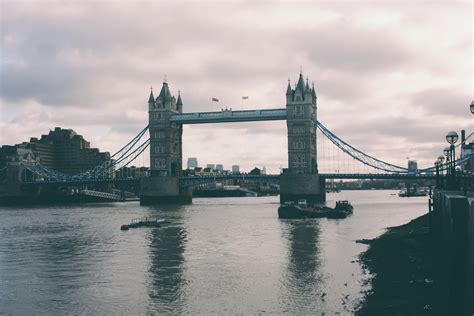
[187,157,198,169]
[461,141,474,171]
[216,164,224,172]
[0,144,38,169]
[206,164,215,170]
[232,165,240,173]
[115,166,149,178]
[1,127,110,175]
[249,167,261,175]
[408,160,418,174]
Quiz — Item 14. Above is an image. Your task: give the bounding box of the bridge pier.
[140,176,192,205]
[280,173,326,204]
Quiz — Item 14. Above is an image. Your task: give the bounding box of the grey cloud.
[411,88,471,118]
[1,1,471,172]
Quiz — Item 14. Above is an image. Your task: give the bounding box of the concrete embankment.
[357,190,473,315]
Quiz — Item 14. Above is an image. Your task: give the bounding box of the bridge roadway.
[22,173,449,187]
[169,108,288,124]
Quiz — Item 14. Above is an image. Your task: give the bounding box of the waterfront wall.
[432,190,474,315]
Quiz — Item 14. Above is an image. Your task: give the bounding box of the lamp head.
[443,147,451,157]
[446,131,459,145]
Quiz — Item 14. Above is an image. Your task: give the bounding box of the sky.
[1,0,473,173]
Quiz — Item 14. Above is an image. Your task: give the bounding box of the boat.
[120,217,169,230]
[398,188,428,197]
[326,200,353,219]
[278,199,352,219]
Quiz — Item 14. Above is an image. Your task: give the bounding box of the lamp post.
[437,155,445,189]
[435,160,440,188]
[444,147,451,188]
[446,131,459,189]
[470,100,474,114]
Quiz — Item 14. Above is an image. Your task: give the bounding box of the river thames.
[0,190,427,314]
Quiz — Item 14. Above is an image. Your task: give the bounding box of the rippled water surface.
[0,190,428,314]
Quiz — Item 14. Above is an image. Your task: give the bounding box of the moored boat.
[326,200,353,219]
[121,217,169,230]
[278,199,352,219]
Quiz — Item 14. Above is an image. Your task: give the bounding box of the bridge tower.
[140,81,191,204]
[280,72,325,203]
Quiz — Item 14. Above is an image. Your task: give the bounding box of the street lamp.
[435,160,440,188]
[446,131,459,145]
[470,100,474,114]
[437,155,445,189]
[446,131,459,189]
[444,147,451,188]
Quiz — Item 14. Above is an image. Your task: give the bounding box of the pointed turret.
[286,79,292,95]
[295,73,305,93]
[305,77,310,93]
[148,87,155,103]
[311,82,317,99]
[176,91,183,106]
[158,82,171,101]
[176,90,183,112]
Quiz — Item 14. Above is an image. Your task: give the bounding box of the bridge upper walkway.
[169,108,288,124]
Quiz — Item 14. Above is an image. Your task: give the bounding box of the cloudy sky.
[1,0,472,173]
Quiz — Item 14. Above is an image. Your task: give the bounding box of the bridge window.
[294,140,305,150]
[159,159,166,168]
[295,105,304,115]
[154,131,165,138]
[154,158,166,169]
[292,154,307,168]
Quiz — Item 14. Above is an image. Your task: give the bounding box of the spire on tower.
[148,86,155,103]
[158,81,171,101]
[176,90,183,106]
[311,81,317,98]
[305,77,310,93]
[286,78,292,95]
[296,72,305,93]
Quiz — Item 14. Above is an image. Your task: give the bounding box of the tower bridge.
[141,72,323,204]
[9,72,474,203]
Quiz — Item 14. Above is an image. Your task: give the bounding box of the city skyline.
[1,1,472,173]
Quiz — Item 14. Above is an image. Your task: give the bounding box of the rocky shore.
[356,213,439,315]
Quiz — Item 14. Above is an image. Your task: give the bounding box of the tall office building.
[187,157,198,169]
[206,164,215,170]
[232,165,240,173]
[216,164,224,172]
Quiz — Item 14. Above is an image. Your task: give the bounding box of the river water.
[0,190,428,314]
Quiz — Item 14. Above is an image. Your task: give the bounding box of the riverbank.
[357,213,438,315]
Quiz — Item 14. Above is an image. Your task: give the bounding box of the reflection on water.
[279,220,324,313]
[147,224,187,313]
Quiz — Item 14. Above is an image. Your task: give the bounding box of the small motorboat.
[120,217,169,230]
